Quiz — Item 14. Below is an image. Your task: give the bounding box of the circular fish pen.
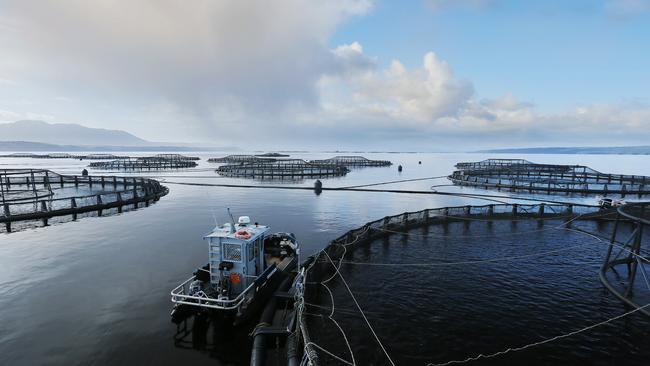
[310,155,392,167]
[0,153,130,160]
[0,169,168,233]
[295,203,650,365]
[449,159,650,196]
[208,155,270,163]
[88,154,198,170]
[216,159,349,179]
[255,152,290,157]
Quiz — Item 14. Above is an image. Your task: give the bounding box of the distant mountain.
[0,120,148,146]
[0,141,240,152]
[478,146,650,155]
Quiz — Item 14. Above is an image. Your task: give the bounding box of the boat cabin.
[204,216,270,295]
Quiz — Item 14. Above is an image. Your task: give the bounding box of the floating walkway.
[88,154,198,170]
[310,155,392,167]
[0,169,168,232]
[449,158,650,196]
[215,159,349,179]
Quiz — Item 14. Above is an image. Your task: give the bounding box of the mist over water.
[1,152,649,365]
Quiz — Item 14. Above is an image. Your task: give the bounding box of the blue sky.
[1,0,650,149]
[331,0,650,112]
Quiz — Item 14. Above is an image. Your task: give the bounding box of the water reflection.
[173,313,250,366]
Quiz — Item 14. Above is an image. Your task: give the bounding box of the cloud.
[426,0,496,12]
[2,1,650,149]
[320,47,473,125]
[305,44,650,148]
[0,109,55,123]
[605,0,650,18]
[0,0,372,131]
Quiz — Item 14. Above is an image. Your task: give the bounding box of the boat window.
[248,240,255,261]
[223,243,242,262]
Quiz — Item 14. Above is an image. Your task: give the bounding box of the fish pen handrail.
[208,155,272,163]
[449,159,650,195]
[309,155,392,167]
[216,159,349,178]
[1,169,168,232]
[600,201,650,317]
[88,156,198,170]
[295,202,608,365]
[0,153,131,160]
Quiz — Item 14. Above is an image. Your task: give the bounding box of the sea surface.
[1,152,649,365]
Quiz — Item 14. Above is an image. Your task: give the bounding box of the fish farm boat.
[170,215,300,326]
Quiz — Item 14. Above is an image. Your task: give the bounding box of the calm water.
[1,152,649,365]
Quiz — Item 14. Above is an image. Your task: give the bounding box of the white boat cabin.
[204,216,271,294]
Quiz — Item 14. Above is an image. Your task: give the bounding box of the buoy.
[82,169,88,176]
[314,179,323,195]
[418,161,422,165]
[398,165,403,172]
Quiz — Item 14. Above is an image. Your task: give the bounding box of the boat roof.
[204,222,270,240]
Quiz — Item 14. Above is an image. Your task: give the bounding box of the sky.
[0,0,649,150]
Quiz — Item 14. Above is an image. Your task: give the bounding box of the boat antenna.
[227,207,236,227]
[210,206,218,227]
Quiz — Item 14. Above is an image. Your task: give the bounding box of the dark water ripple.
[310,220,650,366]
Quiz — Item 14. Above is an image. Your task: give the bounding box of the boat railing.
[170,264,278,310]
[171,275,256,310]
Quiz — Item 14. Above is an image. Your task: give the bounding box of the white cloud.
[0,109,55,123]
[0,0,372,134]
[605,0,650,18]
[1,1,650,149]
[426,0,496,12]
[320,48,473,125]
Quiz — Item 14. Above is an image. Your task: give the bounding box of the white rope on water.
[323,250,397,366]
[637,257,650,291]
[339,175,448,189]
[426,302,650,366]
[320,281,357,365]
[305,342,354,366]
[566,226,650,264]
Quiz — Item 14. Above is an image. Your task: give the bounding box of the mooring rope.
[566,227,650,264]
[339,175,448,189]
[319,281,356,365]
[305,342,354,366]
[323,250,397,366]
[425,302,650,366]
[162,180,599,208]
[637,257,650,291]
